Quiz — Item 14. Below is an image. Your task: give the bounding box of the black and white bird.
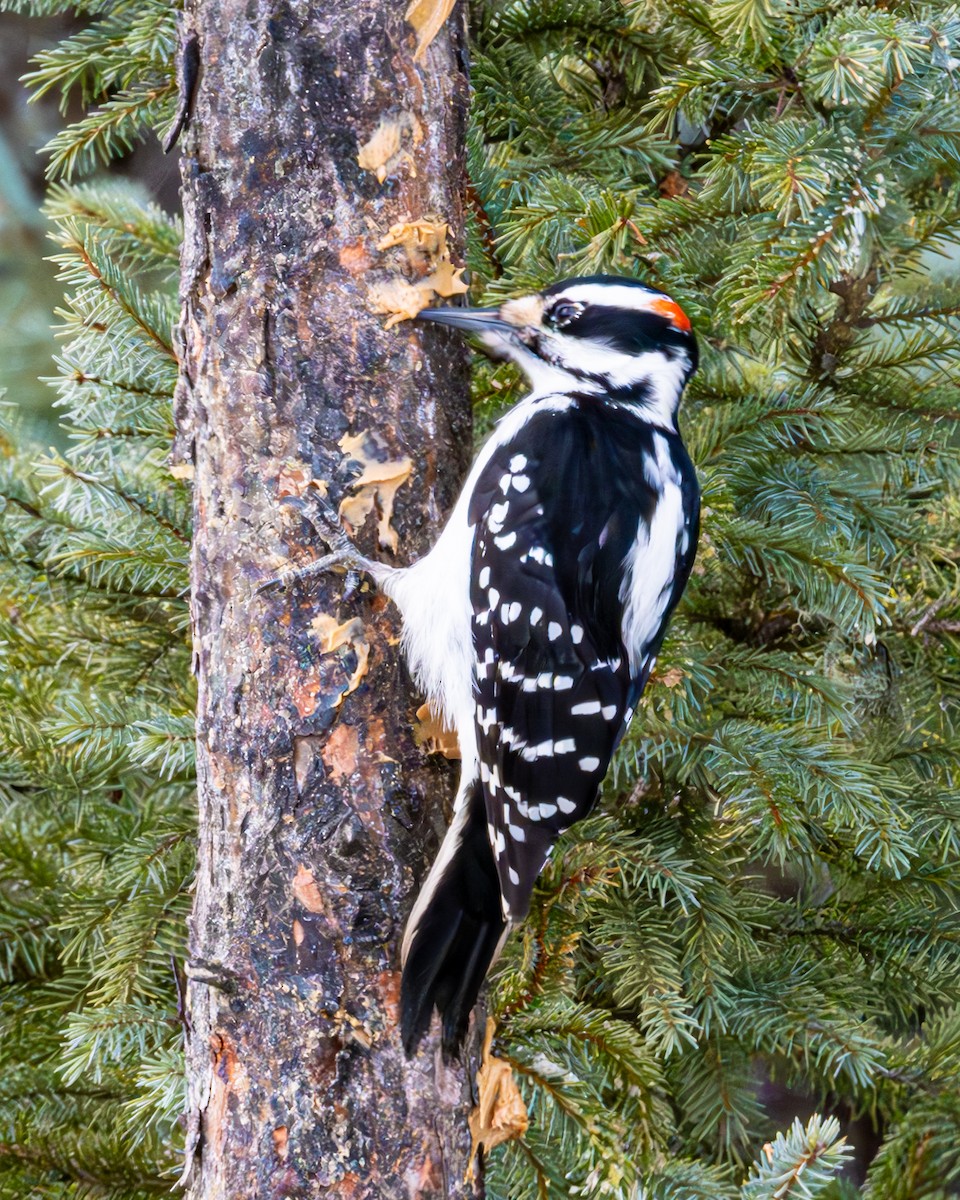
[281,275,700,1057]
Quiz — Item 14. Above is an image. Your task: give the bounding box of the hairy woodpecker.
[274,275,700,1057]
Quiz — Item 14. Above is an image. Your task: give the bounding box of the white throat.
[510,344,605,400]
[507,338,689,428]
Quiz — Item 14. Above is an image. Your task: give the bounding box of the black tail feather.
[400,781,506,1058]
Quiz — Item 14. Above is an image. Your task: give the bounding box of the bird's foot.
[260,491,375,597]
[184,958,243,994]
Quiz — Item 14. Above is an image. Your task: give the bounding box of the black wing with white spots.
[469,400,698,920]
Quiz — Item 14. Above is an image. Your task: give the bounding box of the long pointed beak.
[416,305,514,336]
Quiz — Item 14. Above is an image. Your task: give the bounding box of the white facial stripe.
[539,337,690,427]
[556,283,667,314]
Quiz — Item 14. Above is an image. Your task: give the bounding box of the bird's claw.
[279,490,351,552]
[184,958,242,994]
[260,490,372,594]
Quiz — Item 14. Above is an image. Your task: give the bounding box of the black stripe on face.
[552,302,693,361]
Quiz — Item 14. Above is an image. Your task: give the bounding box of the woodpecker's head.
[419,274,697,427]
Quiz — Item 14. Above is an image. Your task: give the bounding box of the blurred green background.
[0,13,179,445]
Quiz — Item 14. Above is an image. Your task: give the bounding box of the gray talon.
[261,492,375,593]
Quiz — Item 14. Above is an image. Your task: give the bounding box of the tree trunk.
[174,1,478,1195]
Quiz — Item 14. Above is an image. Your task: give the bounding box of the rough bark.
[174,1,477,1195]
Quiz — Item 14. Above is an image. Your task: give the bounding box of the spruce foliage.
[0,178,190,1194]
[469,1,960,1196]
[0,3,187,1187]
[1,0,959,1196]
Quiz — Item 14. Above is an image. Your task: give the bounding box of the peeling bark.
[174,1,477,1195]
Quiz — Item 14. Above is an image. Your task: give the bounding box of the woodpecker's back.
[393,276,700,1056]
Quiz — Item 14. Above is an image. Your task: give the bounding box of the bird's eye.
[549,300,582,329]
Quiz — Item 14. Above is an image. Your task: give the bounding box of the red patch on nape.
[648,296,692,333]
